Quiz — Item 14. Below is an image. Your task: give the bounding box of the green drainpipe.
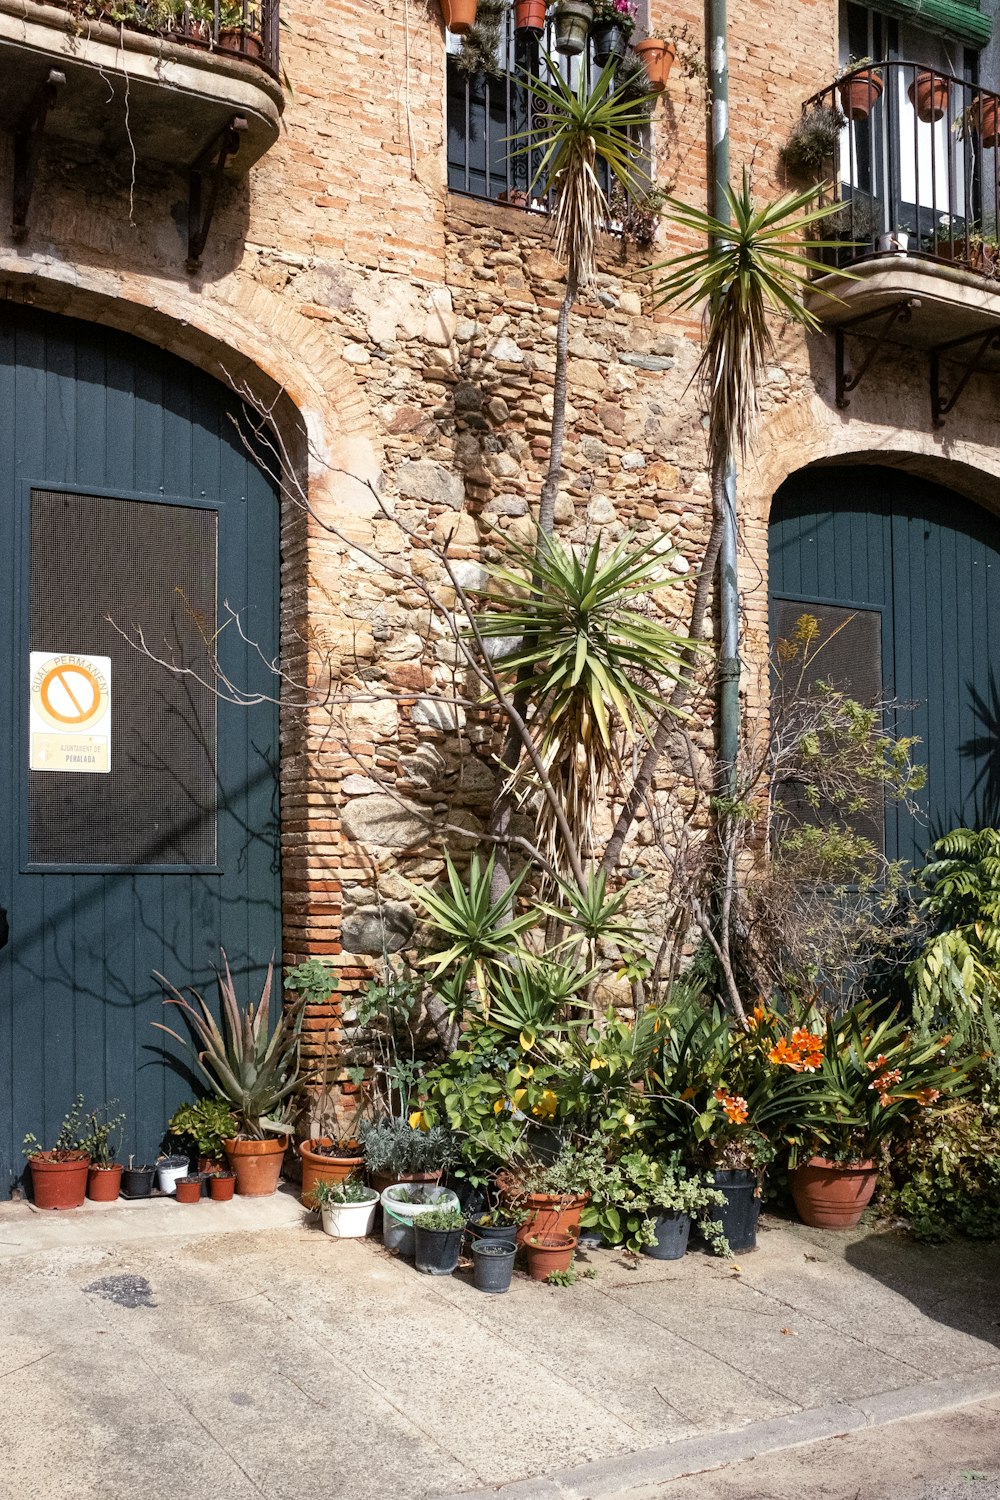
[709,0,741,794]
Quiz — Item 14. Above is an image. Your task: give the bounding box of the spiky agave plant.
[153,952,306,1139]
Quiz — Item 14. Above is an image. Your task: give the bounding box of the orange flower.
[714,1087,748,1124]
[768,1030,823,1073]
[915,1087,941,1107]
[748,1003,768,1031]
[768,1037,800,1069]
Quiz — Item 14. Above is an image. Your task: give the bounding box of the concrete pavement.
[0,1198,998,1499]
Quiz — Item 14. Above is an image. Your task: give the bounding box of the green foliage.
[23,1094,91,1160]
[414,1206,466,1231]
[879,1097,1000,1242]
[545,1261,586,1286]
[283,958,339,1005]
[360,1118,454,1177]
[410,853,535,1001]
[456,0,505,78]
[542,868,649,977]
[312,1178,376,1209]
[153,953,305,1139]
[168,1097,238,1159]
[780,107,847,179]
[80,1103,126,1167]
[580,1151,728,1254]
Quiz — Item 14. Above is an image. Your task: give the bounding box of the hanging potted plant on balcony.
[441,0,479,35]
[217,2,264,58]
[908,68,949,124]
[589,0,635,66]
[552,0,592,56]
[780,106,847,182]
[836,57,884,122]
[515,0,547,31]
[969,93,1000,149]
[633,33,675,91]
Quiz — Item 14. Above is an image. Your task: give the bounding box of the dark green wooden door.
[769,464,1000,870]
[0,306,281,1190]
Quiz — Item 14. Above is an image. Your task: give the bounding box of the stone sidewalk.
[1,1195,998,1500]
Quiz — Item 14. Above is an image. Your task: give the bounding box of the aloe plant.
[153,953,305,1139]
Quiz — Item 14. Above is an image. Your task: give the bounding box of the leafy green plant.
[545,1261,586,1286]
[781,106,847,179]
[414,1206,465,1231]
[80,1103,126,1167]
[168,1097,238,1159]
[283,958,339,1005]
[580,1151,728,1254]
[153,953,305,1139]
[312,1178,376,1209]
[23,1095,90,1160]
[409,852,535,1000]
[878,1095,1000,1242]
[456,0,505,78]
[360,1118,454,1178]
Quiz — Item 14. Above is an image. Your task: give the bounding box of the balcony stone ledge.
[808,254,1000,355]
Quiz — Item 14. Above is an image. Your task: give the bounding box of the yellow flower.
[512,1088,527,1111]
[590,1056,606,1071]
[408,1110,427,1130]
[532,1089,558,1119]
[493,1098,506,1115]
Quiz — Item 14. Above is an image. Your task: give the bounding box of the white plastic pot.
[320,1192,379,1240]
[156,1157,191,1196]
[381,1184,459,1256]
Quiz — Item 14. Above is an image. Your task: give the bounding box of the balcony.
[800,62,1000,422]
[0,0,283,265]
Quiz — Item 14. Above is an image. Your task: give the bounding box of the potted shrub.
[515,0,546,31]
[313,1178,379,1239]
[154,953,307,1197]
[837,58,884,122]
[209,1170,237,1202]
[440,0,478,33]
[466,1208,521,1244]
[525,1230,577,1279]
[168,1097,237,1175]
[217,1,264,57]
[552,0,592,56]
[120,1161,156,1199]
[788,1000,969,1230]
[23,1095,91,1210]
[908,69,949,124]
[361,1118,454,1195]
[780,107,846,182]
[82,1104,126,1203]
[633,34,675,91]
[497,1142,604,1246]
[472,1238,517,1293]
[581,1150,728,1260]
[413,1206,466,1274]
[589,0,635,65]
[175,1175,202,1204]
[381,1183,460,1256]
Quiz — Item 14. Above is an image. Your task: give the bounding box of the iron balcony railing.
[804,60,1000,276]
[42,0,280,78]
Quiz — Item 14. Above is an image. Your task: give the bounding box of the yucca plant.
[153,953,305,1139]
[543,867,648,974]
[408,852,536,1005]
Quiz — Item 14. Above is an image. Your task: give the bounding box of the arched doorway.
[769,463,1000,870]
[0,305,281,1187]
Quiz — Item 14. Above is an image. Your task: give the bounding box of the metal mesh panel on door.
[29,490,218,867]
[770,598,884,851]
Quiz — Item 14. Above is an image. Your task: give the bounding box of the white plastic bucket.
[156,1157,191,1196]
[381,1185,459,1256]
[321,1192,379,1240]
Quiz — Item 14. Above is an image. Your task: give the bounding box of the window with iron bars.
[446,12,649,207]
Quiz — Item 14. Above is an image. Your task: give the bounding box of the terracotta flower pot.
[514,0,547,30]
[175,1175,202,1204]
[634,36,675,92]
[525,1231,578,1280]
[218,26,264,57]
[29,1152,90,1210]
[838,70,883,122]
[198,1156,225,1176]
[209,1172,236,1202]
[972,94,1000,149]
[299,1138,364,1208]
[223,1136,287,1196]
[498,1176,589,1245]
[87,1163,122,1202]
[790,1156,878,1229]
[440,0,477,34]
[908,70,949,124]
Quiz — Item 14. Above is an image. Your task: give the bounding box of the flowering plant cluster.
[591,0,636,29]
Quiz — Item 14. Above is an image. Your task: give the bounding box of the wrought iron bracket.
[834,299,921,409]
[930,325,1000,427]
[11,69,66,242]
[186,116,247,273]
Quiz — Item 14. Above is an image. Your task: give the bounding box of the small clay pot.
[209,1172,236,1202]
[790,1156,878,1229]
[87,1163,122,1202]
[175,1175,202,1205]
[634,36,675,91]
[440,0,477,33]
[299,1137,364,1208]
[525,1231,578,1280]
[973,94,1000,148]
[498,1175,588,1246]
[838,69,884,122]
[908,70,949,124]
[514,0,546,30]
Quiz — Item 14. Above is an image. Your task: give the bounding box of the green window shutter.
[868,0,992,47]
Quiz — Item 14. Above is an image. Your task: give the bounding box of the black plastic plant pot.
[414,1224,464,1276]
[708,1170,760,1254]
[472,1239,516,1294]
[642,1211,691,1261]
[590,19,627,63]
[467,1217,520,1245]
[120,1165,156,1199]
[553,0,592,55]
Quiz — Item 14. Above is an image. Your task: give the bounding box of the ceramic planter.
[472,1239,517,1293]
[120,1164,156,1199]
[413,1222,464,1275]
[706,1170,760,1253]
[299,1138,364,1208]
[908,70,949,124]
[498,1177,589,1246]
[838,70,883,122]
[790,1156,878,1229]
[590,19,628,64]
[87,1163,122,1202]
[320,1190,379,1239]
[224,1136,286,1196]
[525,1231,577,1280]
[642,1210,691,1261]
[156,1156,191,1196]
[634,36,675,91]
[440,0,477,33]
[29,1152,90,1210]
[175,1175,202,1204]
[209,1172,236,1202]
[972,94,999,147]
[381,1185,459,1256]
[553,0,592,56]
[515,0,547,30]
